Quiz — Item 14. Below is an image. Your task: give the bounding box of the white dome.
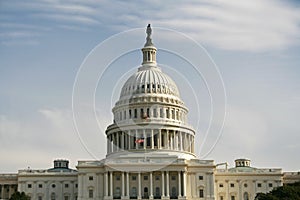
[120,65,180,99]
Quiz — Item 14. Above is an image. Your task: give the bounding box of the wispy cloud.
[1,0,300,49]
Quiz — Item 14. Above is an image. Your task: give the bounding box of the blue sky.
[0,0,300,172]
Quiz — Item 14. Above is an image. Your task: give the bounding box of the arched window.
[131,187,137,198]
[155,187,160,197]
[115,187,121,198]
[144,187,149,198]
[243,192,249,200]
[51,192,56,200]
[171,187,177,198]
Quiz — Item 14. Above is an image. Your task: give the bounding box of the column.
[128,131,131,150]
[183,172,186,197]
[158,130,162,149]
[138,172,141,199]
[178,172,181,197]
[122,172,125,198]
[110,172,113,198]
[126,172,130,198]
[151,130,154,149]
[143,129,146,149]
[166,171,170,197]
[117,132,120,151]
[110,135,113,153]
[150,172,153,199]
[170,132,173,150]
[161,172,165,197]
[179,132,183,151]
[121,132,124,150]
[135,130,138,150]
[78,174,83,198]
[107,135,110,154]
[105,172,108,197]
[166,130,169,149]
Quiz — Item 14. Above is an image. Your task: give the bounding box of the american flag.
[135,139,144,144]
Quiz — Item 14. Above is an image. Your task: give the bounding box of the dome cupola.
[105,25,196,160]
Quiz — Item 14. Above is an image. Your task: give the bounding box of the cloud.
[1,0,299,50]
[0,109,92,172]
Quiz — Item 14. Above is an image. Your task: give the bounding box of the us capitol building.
[0,25,299,200]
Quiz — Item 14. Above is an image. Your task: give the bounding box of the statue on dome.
[145,24,153,46]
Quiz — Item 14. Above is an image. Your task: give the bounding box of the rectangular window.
[89,176,93,181]
[28,184,32,188]
[269,183,273,187]
[171,176,176,180]
[38,184,43,188]
[198,176,203,180]
[153,108,157,118]
[199,189,204,198]
[129,110,132,118]
[134,109,137,118]
[132,176,136,181]
[144,176,148,180]
[65,184,69,188]
[219,183,224,187]
[230,183,234,187]
[75,183,78,188]
[38,196,42,200]
[116,176,120,181]
[220,196,224,200]
[155,176,160,181]
[231,196,235,200]
[89,189,93,198]
[64,196,69,200]
[257,183,262,187]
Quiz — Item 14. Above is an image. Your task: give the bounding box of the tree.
[255,182,300,200]
[9,191,30,200]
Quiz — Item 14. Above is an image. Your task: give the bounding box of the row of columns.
[0,184,17,199]
[104,171,187,199]
[114,106,187,123]
[107,130,194,154]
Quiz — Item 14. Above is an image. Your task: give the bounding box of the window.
[75,183,78,188]
[155,187,160,197]
[38,196,42,200]
[131,187,137,197]
[269,183,273,187]
[65,184,69,188]
[115,187,121,198]
[153,108,157,118]
[64,196,69,200]
[27,184,32,188]
[257,183,262,187]
[171,176,176,180]
[132,176,136,181]
[52,184,56,188]
[230,183,234,188]
[38,184,43,188]
[171,187,177,197]
[89,176,93,181]
[244,192,249,200]
[144,176,148,180]
[134,109,137,118]
[155,176,160,181]
[244,183,248,188]
[219,183,224,187]
[129,110,132,118]
[199,189,204,198]
[89,189,93,198]
[116,175,120,181]
[231,196,235,200]
[51,193,56,200]
[220,196,224,200]
[198,176,203,180]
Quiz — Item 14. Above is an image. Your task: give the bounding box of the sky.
[0,0,300,173]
